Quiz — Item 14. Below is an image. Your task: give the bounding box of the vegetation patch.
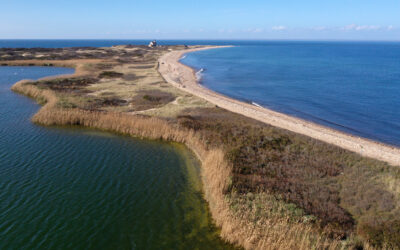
[80,97,128,110]
[57,97,78,109]
[357,217,400,248]
[98,71,124,79]
[0,47,168,61]
[177,107,400,244]
[9,45,400,249]
[123,73,144,81]
[130,90,176,111]
[94,63,114,70]
[32,78,97,93]
[128,64,155,69]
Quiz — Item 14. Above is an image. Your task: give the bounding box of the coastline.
[158,47,400,166]
[2,67,234,248]
[6,45,400,249]
[8,52,342,250]
[7,57,247,249]
[10,76,245,249]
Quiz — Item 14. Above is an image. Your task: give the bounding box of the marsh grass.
[9,45,400,249]
[176,107,400,248]
[9,81,383,249]
[11,80,345,249]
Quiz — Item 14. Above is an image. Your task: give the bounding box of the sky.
[1,0,399,40]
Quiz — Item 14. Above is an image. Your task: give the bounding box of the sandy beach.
[7,44,400,248]
[158,46,400,166]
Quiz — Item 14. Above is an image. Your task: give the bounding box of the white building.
[148,40,157,48]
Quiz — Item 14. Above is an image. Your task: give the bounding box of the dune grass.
[7,45,400,249]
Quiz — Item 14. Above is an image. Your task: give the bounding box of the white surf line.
[159,47,400,166]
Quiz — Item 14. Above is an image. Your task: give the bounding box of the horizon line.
[0,38,399,42]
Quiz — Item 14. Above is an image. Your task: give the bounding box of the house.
[148,40,157,48]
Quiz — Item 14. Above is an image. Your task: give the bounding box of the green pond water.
[0,67,235,249]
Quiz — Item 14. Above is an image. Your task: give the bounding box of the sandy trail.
[158,46,400,166]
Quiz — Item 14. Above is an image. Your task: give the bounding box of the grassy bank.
[5,45,400,249]
[11,79,341,249]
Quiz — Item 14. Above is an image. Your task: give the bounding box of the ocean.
[181,41,400,146]
[0,39,237,48]
[1,40,399,145]
[1,39,399,248]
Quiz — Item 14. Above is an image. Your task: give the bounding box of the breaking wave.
[195,68,205,81]
[252,102,263,108]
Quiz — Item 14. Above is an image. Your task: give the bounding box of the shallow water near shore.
[181,42,400,146]
[0,67,233,249]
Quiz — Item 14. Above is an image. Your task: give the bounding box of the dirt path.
[158,46,400,166]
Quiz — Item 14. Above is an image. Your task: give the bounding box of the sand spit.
[12,79,346,250]
[7,45,400,249]
[158,47,400,166]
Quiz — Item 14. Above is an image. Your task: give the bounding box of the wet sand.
[158,46,400,166]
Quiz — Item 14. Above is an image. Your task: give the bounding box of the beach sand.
[158,46,400,166]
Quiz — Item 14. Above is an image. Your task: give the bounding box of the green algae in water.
[0,67,236,250]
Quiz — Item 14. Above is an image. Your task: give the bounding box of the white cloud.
[271,25,287,31]
[340,24,394,31]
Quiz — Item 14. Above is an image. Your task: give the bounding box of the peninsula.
[3,45,400,249]
[159,47,400,166]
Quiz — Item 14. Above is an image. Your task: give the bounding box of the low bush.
[32,78,97,92]
[11,45,400,248]
[358,217,400,248]
[178,107,399,242]
[98,71,124,78]
[130,90,176,111]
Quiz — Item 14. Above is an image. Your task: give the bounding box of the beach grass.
[5,45,400,249]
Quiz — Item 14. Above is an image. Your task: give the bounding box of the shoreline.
[6,45,400,249]
[7,56,337,250]
[7,57,247,248]
[10,76,244,249]
[4,69,233,249]
[158,46,400,166]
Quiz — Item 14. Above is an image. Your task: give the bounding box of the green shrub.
[143,95,161,102]
[98,71,124,78]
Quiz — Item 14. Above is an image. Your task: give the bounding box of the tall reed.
[12,79,373,249]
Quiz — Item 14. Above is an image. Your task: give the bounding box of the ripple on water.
[0,67,235,249]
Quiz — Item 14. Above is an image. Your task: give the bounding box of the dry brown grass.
[11,79,362,250]
[9,46,400,249]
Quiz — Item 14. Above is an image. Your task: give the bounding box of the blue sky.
[1,0,399,40]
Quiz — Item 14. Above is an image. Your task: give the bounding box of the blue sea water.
[181,42,400,147]
[0,39,238,48]
[1,39,399,146]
